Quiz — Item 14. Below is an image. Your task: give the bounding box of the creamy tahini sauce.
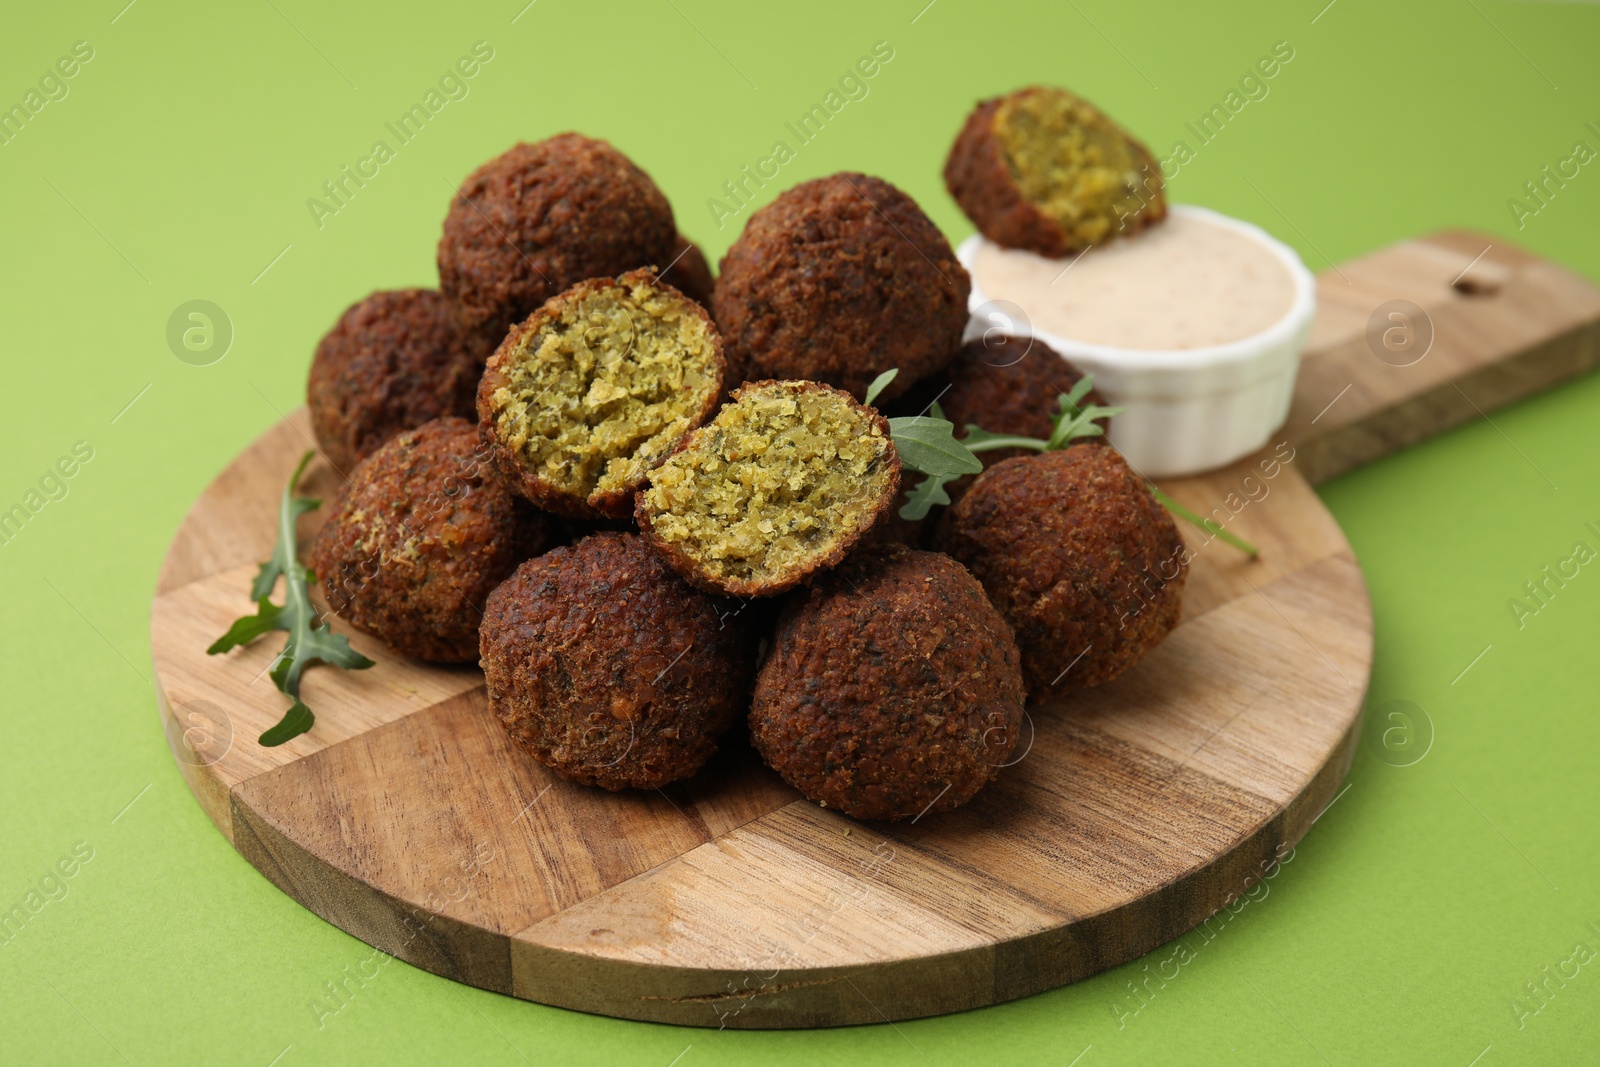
[971,212,1296,350]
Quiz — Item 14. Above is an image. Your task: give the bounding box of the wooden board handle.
[1284,230,1600,485]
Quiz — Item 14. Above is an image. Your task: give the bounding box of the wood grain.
[1286,230,1600,485]
[150,230,1600,1027]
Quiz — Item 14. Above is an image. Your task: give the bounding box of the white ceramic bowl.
[957,204,1317,478]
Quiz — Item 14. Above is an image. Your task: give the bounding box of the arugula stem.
[883,369,1262,560]
[265,452,313,676]
[1148,486,1259,557]
[964,435,1052,453]
[208,450,372,747]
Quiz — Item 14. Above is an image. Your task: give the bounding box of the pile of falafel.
[302,87,1186,822]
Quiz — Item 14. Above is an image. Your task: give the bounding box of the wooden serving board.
[152,231,1600,1028]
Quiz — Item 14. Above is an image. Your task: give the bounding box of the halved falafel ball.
[751,546,1025,821]
[438,134,679,359]
[477,268,725,520]
[636,380,901,597]
[480,532,757,790]
[309,417,531,663]
[307,289,479,475]
[934,446,1185,701]
[660,233,715,307]
[712,173,969,402]
[945,86,1165,257]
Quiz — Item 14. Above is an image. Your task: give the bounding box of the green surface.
[2,0,1597,1063]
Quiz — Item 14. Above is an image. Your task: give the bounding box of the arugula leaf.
[871,392,979,522]
[207,451,374,746]
[206,598,285,653]
[899,472,956,521]
[881,368,1256,555]
[885,416,984,478]
[258,699,315,748]
[1047,381,1126,449]
[887,414,985,522]
[863,368,899,407]
[1061,376,1096,413]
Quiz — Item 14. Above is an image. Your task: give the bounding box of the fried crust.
[306,289,479,476]
[660,232,715,307]
[934,446,1185,701]
[711,173,969,402]
[897,333,1110,501]
[750,546,1025,821]
[438,134,679,359]
[309,417,523,663]
[479,531,757,790]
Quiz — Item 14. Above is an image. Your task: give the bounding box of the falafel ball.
[512,498,566,561]
[852,494,926,552]
[896,333,1110,500]
[480,532,757,790]
[306,289,479,475]
[944,86,1166,257]
[712,173,969,403]
[438,134,679,359]
[750,546,1025,821]
[935,335,1108,453]
[934,446,1185,701]
[636,380,901,598]
[660,233,715,307]
[477,268,725,520]
[310,417,530,663]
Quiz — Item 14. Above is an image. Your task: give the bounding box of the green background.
[2,0,1597,1063]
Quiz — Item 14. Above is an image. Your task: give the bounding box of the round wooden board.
[150,230,1600,1027]
[151,406,1371,1028]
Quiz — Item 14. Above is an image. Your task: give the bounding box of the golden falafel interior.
[642,382,895,587]
[995,89,1156,247]
[487,276,719,501]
